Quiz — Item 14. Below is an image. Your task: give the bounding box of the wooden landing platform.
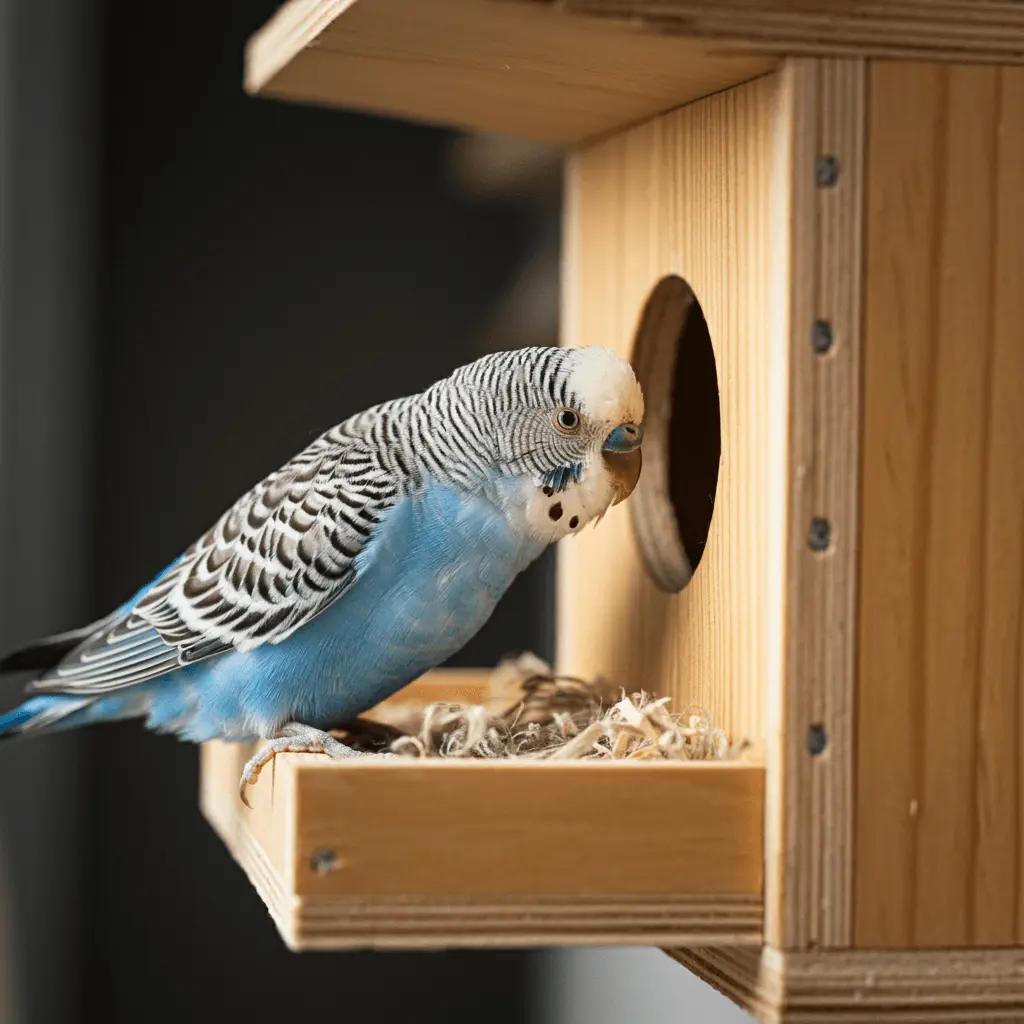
[199,674,764,951]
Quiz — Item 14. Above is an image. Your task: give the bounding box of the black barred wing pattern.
[30,413,404,696]
[21,346,605,698]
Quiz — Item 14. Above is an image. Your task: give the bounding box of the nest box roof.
[246,0,1024,146]
[245,0,777,145]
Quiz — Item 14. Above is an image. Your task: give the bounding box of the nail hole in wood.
[310,848,340,874]
[808,517,832,552]
[807,724,829,756]
[815,155,839,187]
[812,319,834,355]
[628,275,721,593]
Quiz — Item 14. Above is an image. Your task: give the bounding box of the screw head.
[812,319,834,354]
[807,723,829,756]
[808,517,832,552]
[815,156,840,187]
[310,848,339,874]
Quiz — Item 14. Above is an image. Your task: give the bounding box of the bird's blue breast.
[144,479,546,741]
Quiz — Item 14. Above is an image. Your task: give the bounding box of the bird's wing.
[30,425,399,696]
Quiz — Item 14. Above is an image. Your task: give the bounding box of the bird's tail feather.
[0,614,118,675]
[0,696,93,740]
[0,554,186,677]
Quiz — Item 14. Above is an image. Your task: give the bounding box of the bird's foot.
[238,722,395,808]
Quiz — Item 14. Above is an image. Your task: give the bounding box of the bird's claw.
[238,722,397,808]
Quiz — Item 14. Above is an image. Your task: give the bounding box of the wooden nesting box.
[200,2,1024,1019]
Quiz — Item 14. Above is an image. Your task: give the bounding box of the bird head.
[460,345,645,538]
[550,345,645,506]
[443,345,644,535]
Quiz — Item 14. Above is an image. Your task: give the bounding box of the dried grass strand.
[337,653,750,762]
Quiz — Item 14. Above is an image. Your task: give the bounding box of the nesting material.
[337,653,749,762]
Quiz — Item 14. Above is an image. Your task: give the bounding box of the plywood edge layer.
[669,947,779,1022]
[770,55,866,952]
[561,0,1024,63]
[293,904,764,951]
[208,795,763,950]
[670,946,1024,1023]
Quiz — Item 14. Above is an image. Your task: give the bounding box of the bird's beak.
[602,423,643,505]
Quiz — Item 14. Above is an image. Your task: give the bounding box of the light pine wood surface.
[562,0,1024,64]
[559,61,867,955]
[855,62,1024,950]
[244,0,774,145]
[244,1,1024,150]
[200,673,765,950]
[557,72,785,754]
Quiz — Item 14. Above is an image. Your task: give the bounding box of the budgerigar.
[0,346,643,803]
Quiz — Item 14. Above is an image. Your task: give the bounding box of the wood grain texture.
[244,0,775,146]
[245,0,1024,147]
[557,72,786,754]
[561,0,1024,64]
[559,63,864,952]
[206,802,763,950]
[671,946,1024,1023]
[855,63,1024,950]
[200,717,765,949]
[774,58,866,951]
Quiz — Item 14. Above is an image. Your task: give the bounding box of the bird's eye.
[555,408,581,433]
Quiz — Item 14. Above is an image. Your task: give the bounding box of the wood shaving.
[336,653,750,762]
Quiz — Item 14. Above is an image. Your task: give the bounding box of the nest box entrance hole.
[629,275,721,593]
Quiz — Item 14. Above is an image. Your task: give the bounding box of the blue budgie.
[0,346,643,804]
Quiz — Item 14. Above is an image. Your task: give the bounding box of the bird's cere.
[603,422,644,453]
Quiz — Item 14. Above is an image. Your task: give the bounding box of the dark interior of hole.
[667,299,721,574]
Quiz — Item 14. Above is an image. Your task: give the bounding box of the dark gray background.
[0,1,550,1020]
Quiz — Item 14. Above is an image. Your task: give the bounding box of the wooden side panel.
[557,73,784,751]
[561,64,866,950]
[855,63,1024,949]
[292,760,763,899]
